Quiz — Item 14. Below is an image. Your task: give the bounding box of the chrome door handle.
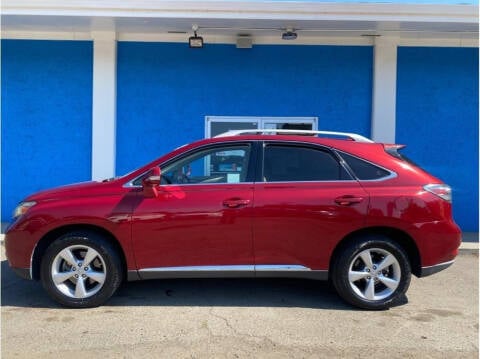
[335,195,364,206]
[223,198,251,208]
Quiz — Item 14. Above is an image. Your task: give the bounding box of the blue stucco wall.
[1,40,93,222]
[396,47,479,231]
[116,42,373,174]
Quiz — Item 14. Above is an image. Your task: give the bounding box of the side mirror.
[142,167,161,198]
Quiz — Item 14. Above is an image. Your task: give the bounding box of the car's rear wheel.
[40,231,123,308]
[332,235,411,310]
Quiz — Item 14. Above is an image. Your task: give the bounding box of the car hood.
[25,180,123,202]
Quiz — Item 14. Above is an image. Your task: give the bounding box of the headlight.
[13,201,37,218]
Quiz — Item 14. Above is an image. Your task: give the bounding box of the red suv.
[5,130,461,309]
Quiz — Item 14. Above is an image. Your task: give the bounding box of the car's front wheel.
[40,231,123,308]
[332,235,411,310]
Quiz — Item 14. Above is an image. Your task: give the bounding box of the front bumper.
[4,224,39,274]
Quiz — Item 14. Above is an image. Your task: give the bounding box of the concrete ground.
[1,243,478,358]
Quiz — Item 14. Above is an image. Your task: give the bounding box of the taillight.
[424,184,452,202]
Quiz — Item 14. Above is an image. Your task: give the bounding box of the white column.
[91,31,117,180]
[371,36,398,143]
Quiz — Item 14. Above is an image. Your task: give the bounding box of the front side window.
[263,144,351,182]
[160,145,251,185]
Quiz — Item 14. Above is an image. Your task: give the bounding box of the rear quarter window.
[339,152,392,180]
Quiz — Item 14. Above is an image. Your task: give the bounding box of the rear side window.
[263,145,351,182]
[340,152,391,180]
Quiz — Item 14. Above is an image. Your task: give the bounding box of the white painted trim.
[91,32,117,180]
[2,30,477,47]
[371,36,398,144]
[2,31,92,40]
[118,32,374,46]
[118,32,478,47]
[3,2,477,24]
[397,36,478,47]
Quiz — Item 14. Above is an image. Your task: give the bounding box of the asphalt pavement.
[1,244,478,358]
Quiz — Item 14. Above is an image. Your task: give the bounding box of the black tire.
[331,235,411,310]
[40,230,123,308]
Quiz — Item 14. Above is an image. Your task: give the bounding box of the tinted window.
[162,145,251,184]
[263,145,351,182]
[133,145,251,186]
[340,152,391,180]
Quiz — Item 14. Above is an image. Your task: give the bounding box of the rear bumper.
[419,259,455,278]
[414,219,461,268]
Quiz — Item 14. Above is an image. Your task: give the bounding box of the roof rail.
[214,129,374,143]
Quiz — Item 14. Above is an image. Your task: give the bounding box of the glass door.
[206,116,318,138]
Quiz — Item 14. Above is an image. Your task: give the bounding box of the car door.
[253,142,369,271]
[131,143,256,274]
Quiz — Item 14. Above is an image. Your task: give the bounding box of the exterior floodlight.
[189,31,204,48]
[189,24,203,48]
[282,28,297,40]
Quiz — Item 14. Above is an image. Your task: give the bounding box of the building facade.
[1,0,479,231]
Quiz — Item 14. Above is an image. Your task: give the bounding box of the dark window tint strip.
[339,152,391,180]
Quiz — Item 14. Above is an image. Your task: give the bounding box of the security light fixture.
[189,32,203,48]
[189,24,204,48]
[282,28,297,40]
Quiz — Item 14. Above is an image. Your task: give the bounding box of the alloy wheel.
[348,247,401,301]
[51,244,107,299]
